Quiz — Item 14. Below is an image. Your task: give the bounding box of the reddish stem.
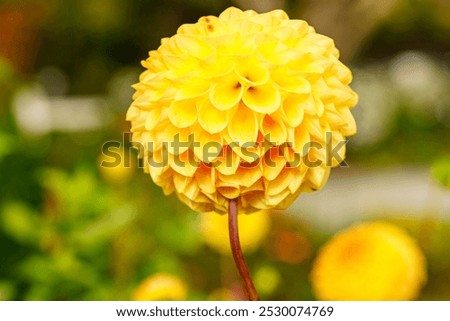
[228,198,259,301]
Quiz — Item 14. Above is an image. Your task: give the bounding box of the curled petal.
[288,165,307,193]
[199,55,235,78]
[174,78,210,100]
[163,126,192,155]
[282,95,305,127]
[271,66,311,94]
[215,33,257,56]
[192,129,223,163]
[168,150,199,177]
[209,76,243,111]
[195,163,216,194]
[337,107,357,136]
[219,164,262,188]
[228,103,258,145]
[313,93,325,117]
[241,179,264,194]
[265,167,296,196]
[145,108,162,131]
[198,100,229,134]
[287,53,326,74]
[173,173,194,195]
[265,189,290,207]
[218,7,244,20]
[150,167,175,195]
[162,54,199,75]
[168,99,197,128]
[242,84,281,114]
[306,165,331,191]
[214,146,239,175]
[262,147,287,181]
[292,125,311,156]
[235,62,269,87]
[304,116,324,141]
[216,182,241,199]
[230,145,261,163]
[261,114,287,145]
[327,130,346,167]
[174,34,214,59]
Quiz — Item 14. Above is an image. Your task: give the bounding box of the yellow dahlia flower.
[127,7,358,213]
[200,210,270,255]
[132,273,188,301]
[310,221,427,301]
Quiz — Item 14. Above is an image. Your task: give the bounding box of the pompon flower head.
[127,6,358,214]
[310,221,427,301]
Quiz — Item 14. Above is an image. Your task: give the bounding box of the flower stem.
[228,198,259,301]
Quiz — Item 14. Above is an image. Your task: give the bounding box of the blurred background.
[0,0,449,300]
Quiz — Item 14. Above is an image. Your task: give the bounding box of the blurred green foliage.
[0,0,449,301]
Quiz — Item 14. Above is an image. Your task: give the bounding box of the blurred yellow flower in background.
[98,148,135,184]
[310,221,427,300]
[127,7,358,214]
[200,211,270,255]
[132,273,188,301]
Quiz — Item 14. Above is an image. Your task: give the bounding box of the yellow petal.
[265,189,290,207]
[145,108,162,131]
[174,78,210,100]
[168,99,197,128]
[228,103,258,145]
[271,66,311,94]
[192,129,223,163]
[327,130,346,167]
[215,33,257,56]
[242,84,281,114]
[218,7,244,20]
[261,115,287,145]
[214,146,239,175]
[209,76,243,111]
[337,107,357,136]
[150,167,175,195]
[162,54,199,75]
[174,34,214,59]
[262,147,287,181]
[313,93,325,117]
[292,125,311,156]
[287,53,325,74]
[256,33,299,64]
[235,62,269,87]
[199,55,235,78]
[282,95,305,127]
[306,165,330,191]
[288,165,307,193]
[219,164,262,188]
[244,191,267,210]
[241,179,264,194]
[173,172,194,194]
[168,149,198,177]
[304,116,324,141]
[265,167,296,196]
[216,182,241,199]
[195,163,216,194]
[198,100,229,134]
[324,103,346,127]
[163,126,192,155]
[230,145,261,163]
